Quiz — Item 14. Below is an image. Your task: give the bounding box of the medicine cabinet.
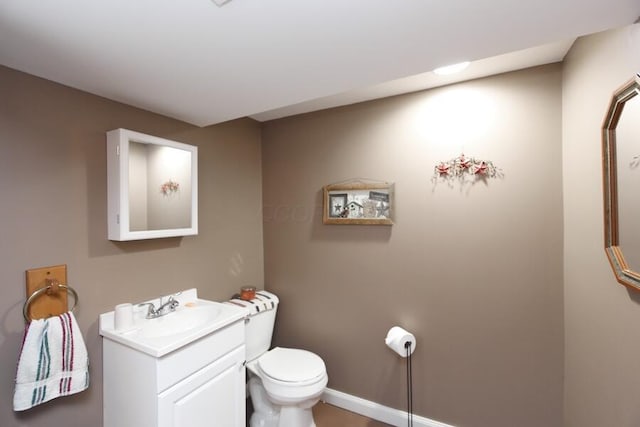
[107,128,198,241]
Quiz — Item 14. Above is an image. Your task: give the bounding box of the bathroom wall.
[0,65,264,427]
[262,64,564,427]
[562,25,640,426]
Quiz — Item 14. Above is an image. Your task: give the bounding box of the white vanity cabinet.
[103,320,246,427]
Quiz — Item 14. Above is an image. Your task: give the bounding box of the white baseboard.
[321,388,455,427]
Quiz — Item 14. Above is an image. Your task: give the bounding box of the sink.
[99,288,249,357]
[139,304,222,338]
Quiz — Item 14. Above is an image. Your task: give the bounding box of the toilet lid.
[258,347,326,383]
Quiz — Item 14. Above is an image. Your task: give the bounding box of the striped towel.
[13,312,89,411]
[224,290,277,314]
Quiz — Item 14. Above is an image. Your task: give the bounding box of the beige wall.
[262,65,564,427]
[0,65,264,427]
[563,25,640,427]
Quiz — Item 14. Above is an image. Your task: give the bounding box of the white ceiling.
[1,1,638,127]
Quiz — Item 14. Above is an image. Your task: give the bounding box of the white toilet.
[228,291,328,427]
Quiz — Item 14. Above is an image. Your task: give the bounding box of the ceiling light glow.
[433,61,470,75]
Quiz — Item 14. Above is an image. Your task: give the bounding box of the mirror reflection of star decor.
[160,179,180,196]
[432,153,503,187]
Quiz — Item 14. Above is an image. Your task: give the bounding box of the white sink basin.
[99,289,248,357]
[139,304,222,338]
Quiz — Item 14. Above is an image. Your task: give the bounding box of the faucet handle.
[137,302,157,318]
[167,296,179,310]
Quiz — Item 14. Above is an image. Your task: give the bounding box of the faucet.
[138,296,180,319]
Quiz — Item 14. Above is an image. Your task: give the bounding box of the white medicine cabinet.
[107,128,198,241]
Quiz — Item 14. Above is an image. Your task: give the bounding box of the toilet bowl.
[248,347,328,427]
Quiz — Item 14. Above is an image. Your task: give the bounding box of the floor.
[247,400,392,426]
[313,401,393,427]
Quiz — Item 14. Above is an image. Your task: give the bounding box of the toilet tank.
[230,291,279,362]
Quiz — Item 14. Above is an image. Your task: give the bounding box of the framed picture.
[322,182,394,225]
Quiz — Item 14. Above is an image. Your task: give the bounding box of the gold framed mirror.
[603,74,640,289]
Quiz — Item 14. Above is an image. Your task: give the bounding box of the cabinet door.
[158,346,245,427]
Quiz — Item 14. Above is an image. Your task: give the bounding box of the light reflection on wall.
[414,87,498,155]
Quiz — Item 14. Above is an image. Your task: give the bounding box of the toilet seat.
[258,347,326,385]
[254,348,329,407]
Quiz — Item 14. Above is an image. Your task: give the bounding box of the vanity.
[99,289,248,427]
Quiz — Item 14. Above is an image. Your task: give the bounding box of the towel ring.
[22,284,79,323]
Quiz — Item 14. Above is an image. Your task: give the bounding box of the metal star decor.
[432,153,503,187]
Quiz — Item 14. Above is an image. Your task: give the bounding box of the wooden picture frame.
[323,182,393,225]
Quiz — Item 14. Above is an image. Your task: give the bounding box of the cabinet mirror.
[602,74,640,289]
[107,128,198,241]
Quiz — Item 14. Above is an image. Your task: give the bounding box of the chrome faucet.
[138,296,180,319]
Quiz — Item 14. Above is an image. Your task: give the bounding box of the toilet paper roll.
[114,303,133,331]
[385,326,416,357]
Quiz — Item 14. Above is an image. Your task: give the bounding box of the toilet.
[227,291,328,427]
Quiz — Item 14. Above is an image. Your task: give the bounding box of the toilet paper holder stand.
[385,326,416,357]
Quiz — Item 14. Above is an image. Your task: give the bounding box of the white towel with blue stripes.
[13,312,89,411]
